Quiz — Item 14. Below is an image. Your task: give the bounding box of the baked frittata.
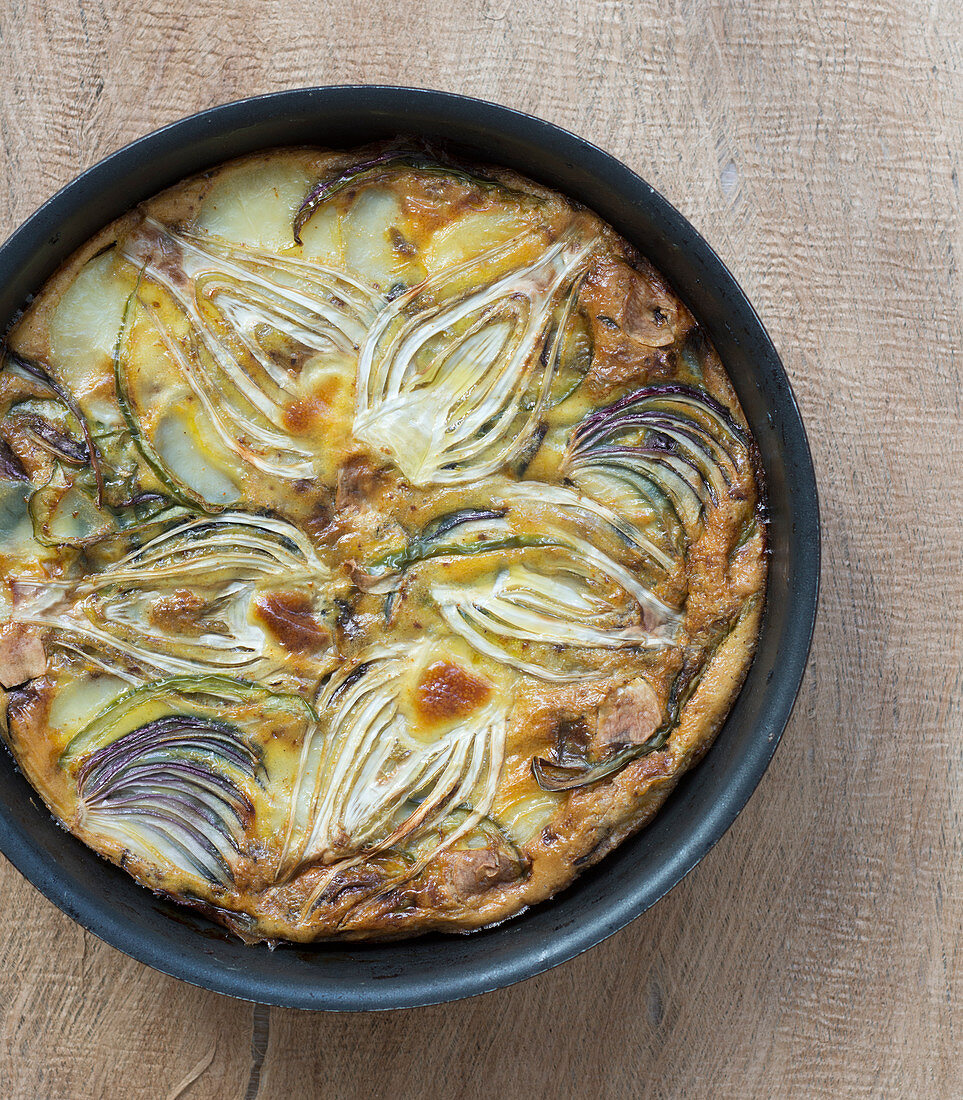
[0,144,766,941]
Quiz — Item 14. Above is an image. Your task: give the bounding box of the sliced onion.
[355,481,681,682]
[431,553,675,683]
[69,688,280,886]
[280,641,507,909]
[354,224,599,485]
[14,511,331,684]
[27,465,114,547]
[562,384,750,541]
[117,218,383,494]
[5,350,107,503]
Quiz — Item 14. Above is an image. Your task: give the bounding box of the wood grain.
[0,1,959,1096]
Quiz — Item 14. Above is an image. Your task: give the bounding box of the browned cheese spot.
[414,660,491,724]
[283,396,328,435]
[254,592,329,655]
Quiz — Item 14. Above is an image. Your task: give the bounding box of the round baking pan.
[0,86,819,1010]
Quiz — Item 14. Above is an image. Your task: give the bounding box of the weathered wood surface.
[0,2,959,1096]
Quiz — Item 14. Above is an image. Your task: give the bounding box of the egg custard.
[0,144,766,941]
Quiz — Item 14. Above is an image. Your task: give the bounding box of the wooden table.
[1,2,959,1096]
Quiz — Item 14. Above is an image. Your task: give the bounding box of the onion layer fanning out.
[12,512,332,685]
[118,218,383,495]
[65,676,313,886]
[561,384,751,542]
[354,225,599,486]
[75,714,257,885]
[364,481,682,681]
[280,641,508,907]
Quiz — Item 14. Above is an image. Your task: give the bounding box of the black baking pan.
[0,86,819,1010]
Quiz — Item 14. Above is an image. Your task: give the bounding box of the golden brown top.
[0,143,766,941]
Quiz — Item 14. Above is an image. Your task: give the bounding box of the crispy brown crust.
[0,143,767,942]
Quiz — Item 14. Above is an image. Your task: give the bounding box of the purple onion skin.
[567,384,746,509]
[75,714,259,884]
[22,414,88,463]
[0,438,28,481]
[573,384,745,446]
[292,143,499,243]
[76,715,254,789]
[5,350,106,502]
[564,385,752,531]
